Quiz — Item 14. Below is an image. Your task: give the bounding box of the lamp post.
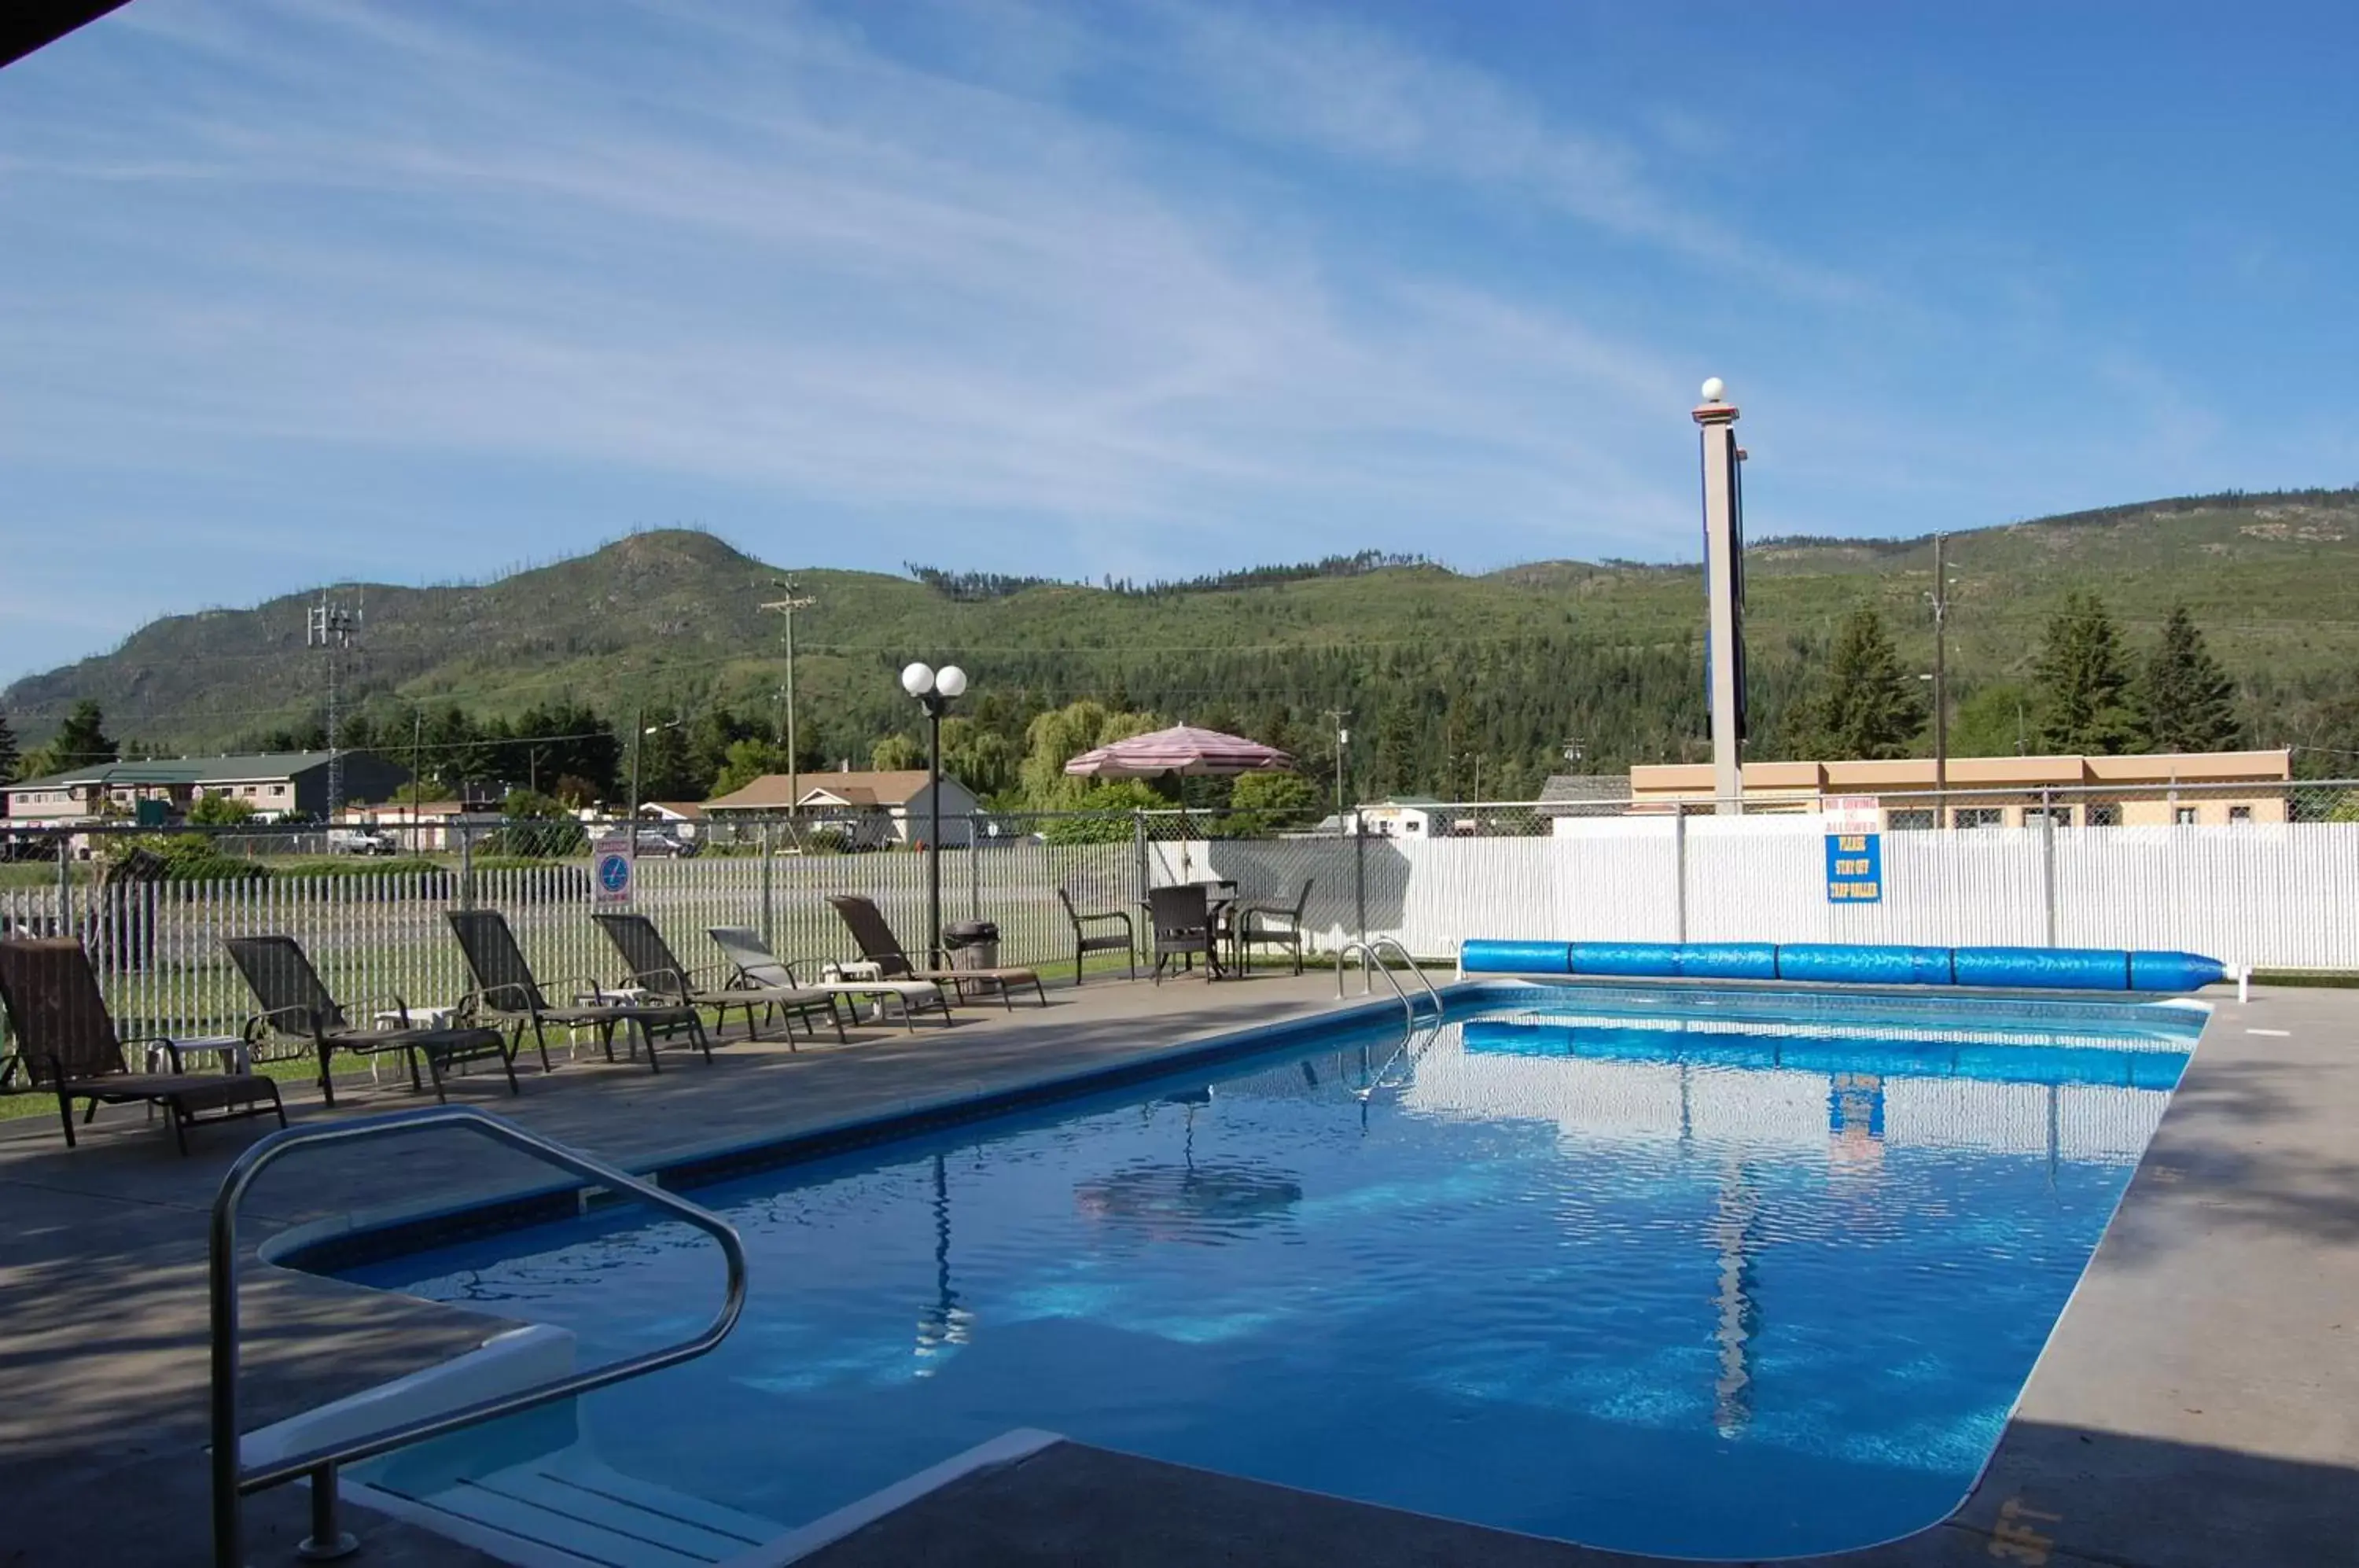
[900,661,968,963]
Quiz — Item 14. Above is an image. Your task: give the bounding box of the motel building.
[1617,749,2296,831]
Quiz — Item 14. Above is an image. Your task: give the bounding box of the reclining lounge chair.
[592,912,845,1047]
[824,895,1047,1009]
[707,926,952,1031]
[0,937,285,1153]
[447,910,709,1073]
[226,934,517,1106]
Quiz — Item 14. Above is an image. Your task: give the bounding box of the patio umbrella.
[1062,724,1294,778]
[1065,724,1294,878]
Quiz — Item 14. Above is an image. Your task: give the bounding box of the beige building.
[1625,750,2295,830]
[703,768,982,848]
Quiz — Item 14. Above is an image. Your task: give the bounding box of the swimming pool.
[333,983,2203,1560]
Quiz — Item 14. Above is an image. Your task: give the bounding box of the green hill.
[9,488,2359,797]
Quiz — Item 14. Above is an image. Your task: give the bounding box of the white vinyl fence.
[4,797,2357,1047]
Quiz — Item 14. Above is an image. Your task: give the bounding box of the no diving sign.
[1823,797,1883,904]
[593,833,635,904]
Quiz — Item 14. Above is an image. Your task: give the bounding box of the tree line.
[1783,593,2239,761]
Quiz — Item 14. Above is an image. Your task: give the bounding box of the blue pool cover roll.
[1676,942,1779,981]
[1458,940,1573,975]
[1568,941,1684,977]
[2129,951,2228,992]
[1950,946,2131,991]
[1776,944,1956,987]
[1461,937,2227,992]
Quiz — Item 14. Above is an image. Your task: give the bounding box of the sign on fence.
[1823,797,1883,904]
[592,834,635,905]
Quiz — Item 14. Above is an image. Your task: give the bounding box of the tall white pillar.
[1694,379,1745,815]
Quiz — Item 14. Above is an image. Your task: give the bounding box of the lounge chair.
[225,935,517,1106]
[824,895,1047,1008]
[707,926,953,1030]
[1056,889,1136,986]
[446,910,709,1073]
[1149,884,1222,983]
[0,937,285,1153]
[1231,878,1314,976]
[592,912,845,1047]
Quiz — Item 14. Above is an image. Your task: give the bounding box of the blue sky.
[6,1,2357,681]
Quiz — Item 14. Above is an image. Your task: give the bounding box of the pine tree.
[2032,591,2140,753]
[2137,604,2239,753]
[0,709,17,784]
[50,700,118,768]
[1793,607,1925,760]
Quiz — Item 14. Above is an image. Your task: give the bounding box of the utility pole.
[628,704,643,826]
[410,709,422,852]
[1929,533,1950,820]
[1323,709,1351,830]
[307,591,359,824]
[760,577,817,825]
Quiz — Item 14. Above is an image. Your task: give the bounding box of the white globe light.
[900,661,935,697]
[935,664,968,698]
[1700,376,1727,403]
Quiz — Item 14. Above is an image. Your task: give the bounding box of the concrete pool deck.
[2,977,2353,1566]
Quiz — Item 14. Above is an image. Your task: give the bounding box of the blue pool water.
[338,985,2202,1559]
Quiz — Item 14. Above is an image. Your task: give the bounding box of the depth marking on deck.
[1989,1496,2063,1563]
[2246,1027,2292,1036]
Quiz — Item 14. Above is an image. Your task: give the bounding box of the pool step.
[359,1446,785,1568]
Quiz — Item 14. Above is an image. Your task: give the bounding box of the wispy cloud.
[4,0,2326,681]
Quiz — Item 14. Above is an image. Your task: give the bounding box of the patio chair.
[1231,878,1315,976]
[0,937,285,1153]
[707,926,952,1030]
[591,912,845,1047]
[1056,889,1136,987]
[1149,884,1222,983]
[824,895,1047,1008]
[446,910,709,1073]
[225,935,517,1106]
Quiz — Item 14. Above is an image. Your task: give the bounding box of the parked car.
[633,828,701,859]
[327,829,397,856]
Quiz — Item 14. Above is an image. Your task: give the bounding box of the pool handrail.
[210,1104,748,1568]
[1337,937,1444,1027]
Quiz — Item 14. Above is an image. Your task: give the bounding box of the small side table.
[146,1036,252,1076]
[375,1005,458,1031]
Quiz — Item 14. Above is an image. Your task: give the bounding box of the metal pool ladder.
[1337,937,1445,1029]
[210,1104,748,1568]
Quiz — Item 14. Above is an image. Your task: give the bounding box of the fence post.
[1672,806,1688,944]
[1132,812,1147,904]
[2041,790,2059,948]
[760,818,776,954]
[459,823,476,911]
[967,815,983,921]
[1354,815,1367,949]
[57,832,72,940]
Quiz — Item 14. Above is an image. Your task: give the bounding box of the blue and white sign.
[1824,797,1883,904]
[593,833,635,905]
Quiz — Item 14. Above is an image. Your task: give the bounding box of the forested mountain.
[8,488,2359,803]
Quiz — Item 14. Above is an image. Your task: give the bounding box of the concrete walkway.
[0,969,1348,1567]
[5,979,2355,1568]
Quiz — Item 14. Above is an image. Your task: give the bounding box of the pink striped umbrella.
[1063,724,1294,778]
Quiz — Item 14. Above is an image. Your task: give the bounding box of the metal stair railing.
[211,1105,748,1567]
[1336,937,1444,1029]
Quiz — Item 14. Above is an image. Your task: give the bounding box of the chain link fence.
[3,778,2356,1051]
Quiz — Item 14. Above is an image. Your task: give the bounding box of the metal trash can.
[944,920,1001,972]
